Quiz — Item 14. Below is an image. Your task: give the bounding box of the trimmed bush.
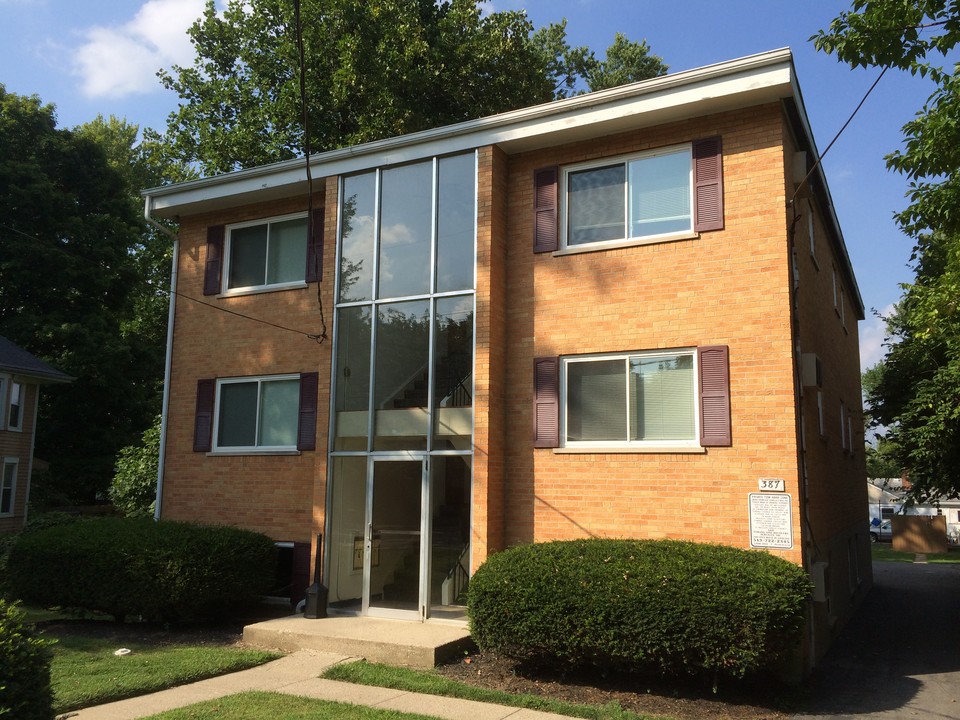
[0,600,53,720]
[6,517,276,623]
[468,539,811,680]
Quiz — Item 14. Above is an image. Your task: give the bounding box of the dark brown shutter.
[699,345,731,447]
[693,136,724,233]
[533,166,559,253]
[533,356,560,448]
[203,225,225,295]
[193,378,215,452]
[305,209,324,283]
[297,371,319,451]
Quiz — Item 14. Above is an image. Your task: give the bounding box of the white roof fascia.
[145,48,795,219]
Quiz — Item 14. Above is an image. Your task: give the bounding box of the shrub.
[110,415,161,518]
[6,517,276,623]
[0,600,53,720]
[468,539,811,681]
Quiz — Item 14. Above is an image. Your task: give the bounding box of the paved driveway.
[792,559,960,719]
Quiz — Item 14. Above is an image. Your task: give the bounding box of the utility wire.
[294,0,327,344]
[791,65,888,205]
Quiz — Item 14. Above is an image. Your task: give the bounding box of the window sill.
[218,282,308,299]
[553,231,699,256]
[206,449,302,457]
[554,446,706,455]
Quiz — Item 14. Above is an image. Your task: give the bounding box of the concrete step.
[243,614,474,669]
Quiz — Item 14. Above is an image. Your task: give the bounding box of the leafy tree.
[160,0,667,173]
[0,88,180,505]
[815,3,960,499]
[110,415,161,518]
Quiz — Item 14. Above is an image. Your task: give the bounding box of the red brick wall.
[160,185,336,545]
[498,104,805,564]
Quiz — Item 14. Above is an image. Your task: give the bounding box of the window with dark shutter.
[193,378,215,452]
[203,226,225,296]
[698,345,731,446]
[306,209,324,283]
[533,356,559,448]
[297,371,319,451]
[533,167,558,253]
[693,137,724,233]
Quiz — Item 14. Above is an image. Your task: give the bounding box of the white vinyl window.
[225,213,308,292]
[562,145,693,249]
[214,375,300,450]
[6,380,22,432]
[1,458,16,516]
[562,349,698,447]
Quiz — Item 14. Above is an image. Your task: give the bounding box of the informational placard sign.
[748,493,793,549]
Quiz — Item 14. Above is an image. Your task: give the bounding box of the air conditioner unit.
[801,353,823,388]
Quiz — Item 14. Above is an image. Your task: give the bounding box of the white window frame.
[222,212,309,294]
[840,400,847,452]
[560,348,700,450]
[212,374,300,452]
[0,377,5,430]
[807,200,819,268]
[559,144,695,252]
[817,390,825,437]
[1,458,17,517]
[4,378,22,432]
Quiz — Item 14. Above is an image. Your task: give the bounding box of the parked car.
[870,519,893,543]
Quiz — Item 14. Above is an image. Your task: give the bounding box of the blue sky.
[0,0,939,371]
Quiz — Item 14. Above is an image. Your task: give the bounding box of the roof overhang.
[143,46,864,317]
[144,48,795,219]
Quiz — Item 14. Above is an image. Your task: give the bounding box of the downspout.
[144,196,179,521]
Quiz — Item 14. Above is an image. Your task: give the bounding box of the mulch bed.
[434,651,802,720]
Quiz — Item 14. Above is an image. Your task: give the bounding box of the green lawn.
[323,660,658,720]
[50,633,279,714]
[144,692,440,719]
[871,543,960,563]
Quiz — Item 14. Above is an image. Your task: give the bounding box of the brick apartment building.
[145,48,870,666]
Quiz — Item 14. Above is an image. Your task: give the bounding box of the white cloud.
[72,0,207,99]
[859,303,896,372]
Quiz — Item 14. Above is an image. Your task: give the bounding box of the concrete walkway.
[60,649,571,720]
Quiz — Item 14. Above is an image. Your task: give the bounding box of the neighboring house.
[868,479,960,542]
[0,336,73,533]
[144,48,870,668]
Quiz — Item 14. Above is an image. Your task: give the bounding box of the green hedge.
[6,517,276,623]
[0,600,53,720]
[468,539,811,680]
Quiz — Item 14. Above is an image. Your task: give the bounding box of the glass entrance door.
[365,458,424,617]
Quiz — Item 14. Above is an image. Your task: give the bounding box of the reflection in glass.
[327,457,366,612]
[229,225,268,288]
[334,306,372,451]
[436,154,475,293]
[218,381,258,446]
[268,218,308,284]
[629,354,695,441]
[378,161,432,299]
[373,301,430,450]
[628,149,692,238]
[258,378,299,447]
[429,456,471,617]
[432,296,473,450]
[568,164,625,245]
[566,359,627,442]
[370,460,422,612]
[339,172,376,302]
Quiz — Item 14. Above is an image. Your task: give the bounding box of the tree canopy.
[160,0,667,174]
[815,1,960,499]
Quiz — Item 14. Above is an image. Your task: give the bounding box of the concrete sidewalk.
[60,649,571,720]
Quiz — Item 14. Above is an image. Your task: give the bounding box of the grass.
[323,660,658,720]
[144,691,440,719]
[50,633,279,714]
[871,543,960,564]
